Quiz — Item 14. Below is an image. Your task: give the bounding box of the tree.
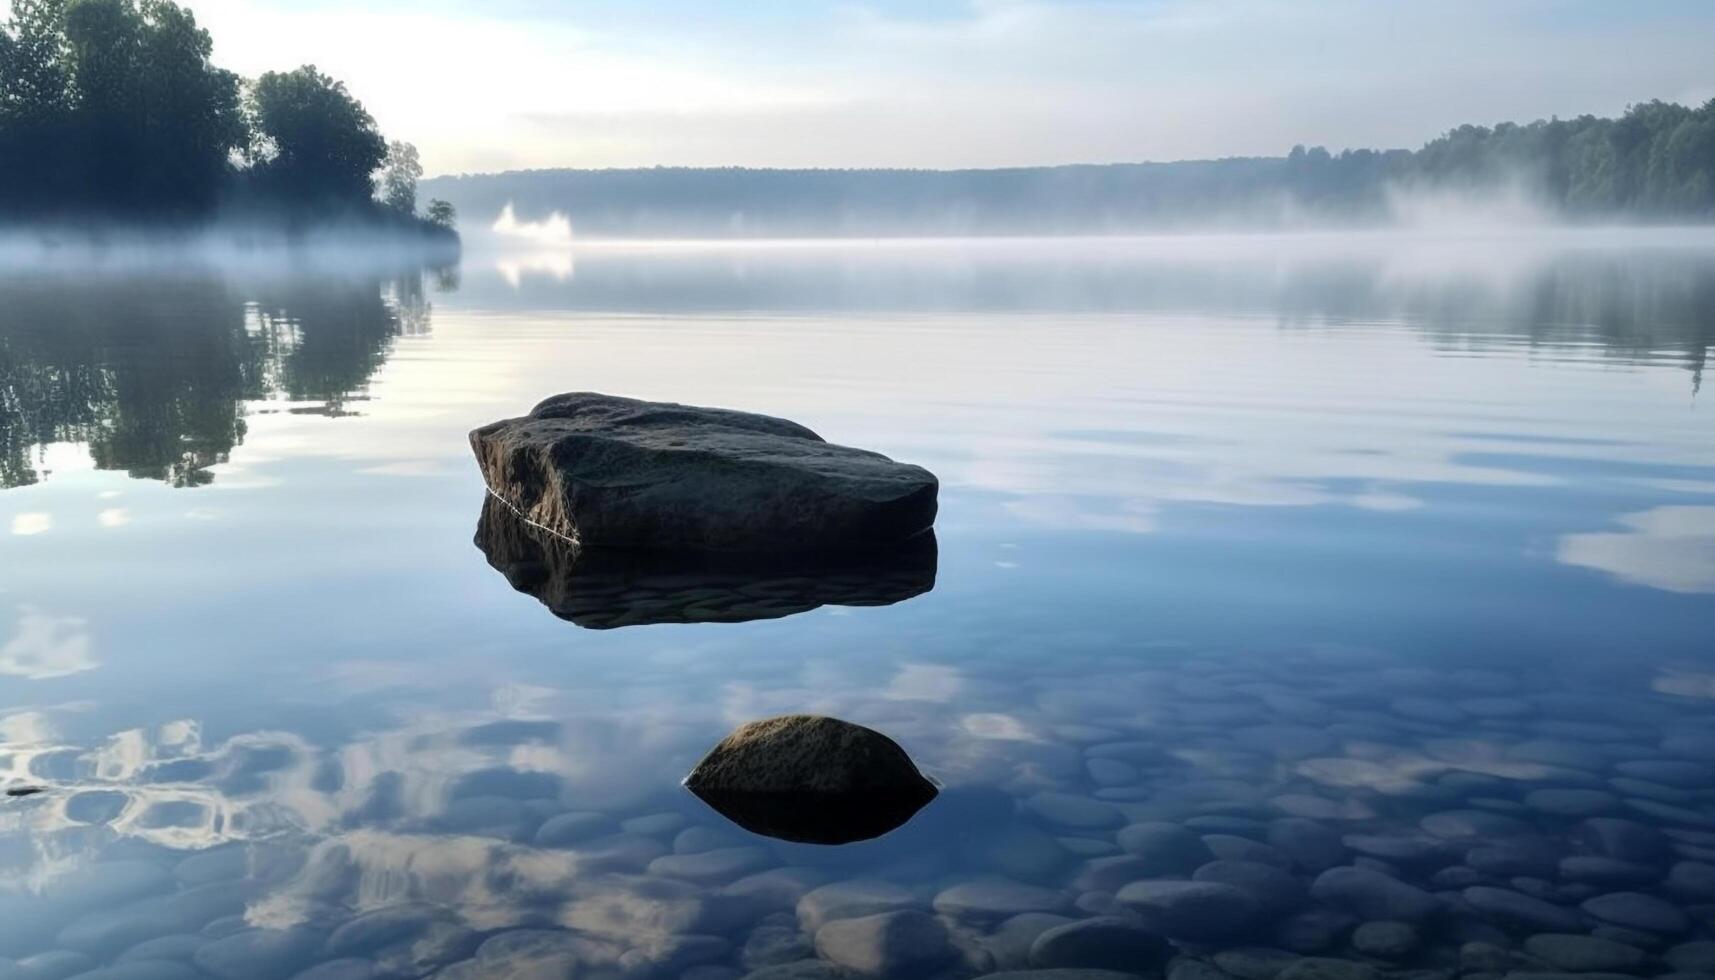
[1,0,241,216]
[132,0,246,213]
[0,4,453,233]
[379,139,421,214]
[424,198,456,229]
[0,0,74,209]
[247,65,386,208]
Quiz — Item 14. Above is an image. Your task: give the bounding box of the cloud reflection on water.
[1559,505,1715,595]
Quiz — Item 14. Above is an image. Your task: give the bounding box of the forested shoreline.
[0,0,457,242]
[427,100,1715,237]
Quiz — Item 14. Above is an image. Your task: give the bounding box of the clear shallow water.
[0,234,1713,979]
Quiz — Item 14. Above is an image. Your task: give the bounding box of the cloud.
[186,0,1715,173]
[0,607,98,680]
[11,513,52,536]
[1558,506,1715,594]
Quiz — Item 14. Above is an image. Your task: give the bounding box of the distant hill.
[425,99,1715,238]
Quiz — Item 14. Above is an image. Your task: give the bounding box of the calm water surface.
[1,234,1713,979]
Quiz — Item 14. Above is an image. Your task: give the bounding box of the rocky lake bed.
[8,644,1715,980]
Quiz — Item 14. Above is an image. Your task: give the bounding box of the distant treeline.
[0,0,457,237]
[425,100,1715,237]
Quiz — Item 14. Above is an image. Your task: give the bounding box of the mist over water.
[0,223,461,278]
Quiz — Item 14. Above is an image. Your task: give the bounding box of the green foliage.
[380,140,422,214]
[0,1,447,233]
[246,65,387,206]
[1396,100,1715,216]
[424,197,456,229]
[0,0,246,215]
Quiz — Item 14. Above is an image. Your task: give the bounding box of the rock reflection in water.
[473,495,937,628]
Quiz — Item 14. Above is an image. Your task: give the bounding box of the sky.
[177,0,1715,177]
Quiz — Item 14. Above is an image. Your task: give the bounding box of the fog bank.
[0,222,461,276]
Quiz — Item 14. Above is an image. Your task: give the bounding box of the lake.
[2,232,1714,979]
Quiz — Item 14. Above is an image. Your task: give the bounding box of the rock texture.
[470,393,938,552]
[474,495,936,629]
[684,715,938,845]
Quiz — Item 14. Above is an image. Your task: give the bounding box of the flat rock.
[1467,841,1561,879]
[1275,957,1378,980]
[470,392,937,550]
[561,874,753,941]
[1665,940,1715,973]
[533,811,615,847]
[1193,860,1307,914]
[934,878,1072,922]
[1623,799,1715,829]
[6,951,96,979]
[620,934,731,977]
[1615,761,1713,789]
[622,812,689,837]
[1204,836,1292,868]
[1351,921,1418,959]
[1086,759,1139,787]
[1212,947,1301,980]
[1580,891,1690,934]
[1272,910,1357,953]
[56,882,248,957]
[740,961,851,980]
[1028,794,1124,831]
[725,868,831,912]
[1114,880,1262,942]
[1559,856,1662,886]
[1462,887,1583,932]
[1309,867,1440,923]
[1268,819,1348,873]
[813,910,954,976]
[1421,810,1534,841]
[649,846,776,884]
[798,880,919,931]
[435,929,623,980]
[1668,862,1715,900]
[685,715,937,845]
[1167,959,1236,980]
[1028,918,1168,972]
[1233,726,1336,760]
[1525,790,1618,818]
[59,962,203,980]
[984,913,1075,971]
[1341,835,1455,867]
[1115,822,1214,873]
[1522,933,1647,972]
[1661,735,1715,761]
[977,972,1147,980]
[289,962,378,980]
[1574,819,1669,864]
[192,928,323,980]
[116,936,203,963]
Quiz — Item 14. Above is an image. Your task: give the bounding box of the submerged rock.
[814,909,955,976]
[470,392,938,552]
[684,715,939,844]
[474,495,936,629]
